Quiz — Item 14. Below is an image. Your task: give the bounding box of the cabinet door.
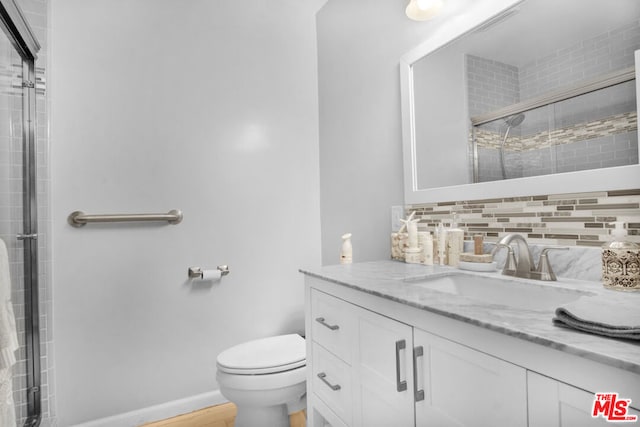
[414,328,527,427]
[528,371,640,427]
[353,307,415,427]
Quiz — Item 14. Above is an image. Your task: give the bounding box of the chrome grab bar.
[68,209,183,227]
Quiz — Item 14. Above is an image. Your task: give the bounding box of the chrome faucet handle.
[504,247,518,276]
[534,247,569,281]
[492,243,518,276]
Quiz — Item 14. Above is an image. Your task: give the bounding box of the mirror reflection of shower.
[472,77,637,184]
[499,113,525,179]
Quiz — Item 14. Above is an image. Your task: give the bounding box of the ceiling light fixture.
[406,0,444,21]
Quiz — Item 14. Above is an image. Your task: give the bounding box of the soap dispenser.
[602,222,640,291]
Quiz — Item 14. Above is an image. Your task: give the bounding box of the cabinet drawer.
[311,289,355,363]
[313,343,353,426]
[310,396,349,427]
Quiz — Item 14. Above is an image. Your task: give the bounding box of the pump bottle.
[602,222,639,290]
[447,215,464,267]
[340,233,353,264]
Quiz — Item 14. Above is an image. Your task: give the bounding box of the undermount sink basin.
[405,273,594,311]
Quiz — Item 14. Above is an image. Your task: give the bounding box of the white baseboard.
[71,391,227,427]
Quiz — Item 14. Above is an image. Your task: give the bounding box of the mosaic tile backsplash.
[407,189,640,247]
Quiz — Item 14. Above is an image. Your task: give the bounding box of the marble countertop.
[300,260,640,374]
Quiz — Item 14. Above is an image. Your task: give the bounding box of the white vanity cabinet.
[308,288,414,427]
[414,328,527,426]
[528,372,640,427]
[304,274,640,427]
[307,283,528,427]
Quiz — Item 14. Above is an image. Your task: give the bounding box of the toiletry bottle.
[400,215,421,264]
[340,233,353,264]
[437,222,447,266]
[417,232,428,263]
[447,215,464,267]
[401,217,420,249]
[422,232,434,266]
[602,222,640,290]
[433,225,440,264]
[474,235,484,255]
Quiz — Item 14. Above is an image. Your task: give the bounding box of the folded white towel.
[553,295,640,340]
[0,238,18,369]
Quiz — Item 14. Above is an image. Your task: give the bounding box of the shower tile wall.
[467,19,640,181]
[407,189,640,248]
[467,55,523,182]
[466,54,519,117]
[518,19,640,99]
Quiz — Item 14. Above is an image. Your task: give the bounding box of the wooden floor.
[141,403,306,427]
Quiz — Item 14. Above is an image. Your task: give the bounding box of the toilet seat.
[217,334,305,375]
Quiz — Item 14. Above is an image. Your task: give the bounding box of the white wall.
[49,0,321,424]
[413,49,470,189]
[316,0,520,263]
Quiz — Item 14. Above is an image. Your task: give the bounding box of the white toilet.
[216,333,307,427]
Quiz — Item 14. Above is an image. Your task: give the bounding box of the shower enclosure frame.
[0,0,42,425]
[470,66,636,182]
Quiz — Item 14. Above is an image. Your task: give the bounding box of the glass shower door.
[472,78,638,183]
[0,10,40,425]
[1,23,26,425]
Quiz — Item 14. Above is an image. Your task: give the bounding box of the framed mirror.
[401,0,640,204]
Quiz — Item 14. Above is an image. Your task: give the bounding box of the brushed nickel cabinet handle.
[395,339,408,392]
[413,346,425,401]
[315,317,340,331]
[317,372,341,391]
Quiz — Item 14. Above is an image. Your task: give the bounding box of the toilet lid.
[217,334,306,375]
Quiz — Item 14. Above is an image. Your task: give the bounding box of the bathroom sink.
[404,273,594,311]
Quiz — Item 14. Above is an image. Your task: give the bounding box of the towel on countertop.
[553,295,640,340]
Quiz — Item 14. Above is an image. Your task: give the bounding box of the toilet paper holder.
[188,265,230,279]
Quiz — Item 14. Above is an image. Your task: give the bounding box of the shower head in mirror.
[504,113,525,127]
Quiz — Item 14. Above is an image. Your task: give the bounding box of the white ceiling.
[309,0,329,14]
[463,0,640,67]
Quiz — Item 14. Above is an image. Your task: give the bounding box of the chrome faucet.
[492,234,535,278]
[491,234,568,281]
